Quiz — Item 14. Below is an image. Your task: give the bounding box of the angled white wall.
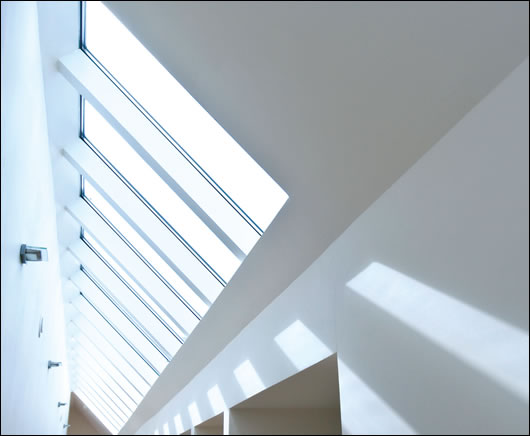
[1,1,70,434]
[135,57,528,435]
[336,58,529,435]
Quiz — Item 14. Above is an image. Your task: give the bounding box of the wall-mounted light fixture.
[48,360,62,369]
[20,244,48,264]
[58,402,67,407]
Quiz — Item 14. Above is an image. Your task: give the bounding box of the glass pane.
[84,1,288,233]
[73,298,158,385]
[73,336,139,411]
[84,179,211,315]
[73,325,149,397]
[76,383,125,429]
[71,313,154,391]
[79,270,168,373]
[75,388,121,434]
[84,101,240,282]
[83,230,183,356]
[73,363,132,423]
[72,364,130,422]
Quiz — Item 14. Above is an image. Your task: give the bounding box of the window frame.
[81,227,185,344]
[78,284,161,376]
[81,176,204,320]
[80,99,228,286]
[79,1,264,236]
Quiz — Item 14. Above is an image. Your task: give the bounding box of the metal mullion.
[79,44,263,238]
[73,343,137,409]
[71,340,137,411]
[82,189,203,320]
[79,0,86,51]
[76,383,124,430]
[81,131,227,287]
[73,371,131,425]
[71,310,153,389]
[75,381,124,428]
[72,319,147,397]
[81,232,184,344]
[79,291,160,376]
[81,265,171,362]
[71,357,133,418]
[76,378,126,425]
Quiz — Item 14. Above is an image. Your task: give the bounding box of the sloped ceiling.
[55,1,528,433]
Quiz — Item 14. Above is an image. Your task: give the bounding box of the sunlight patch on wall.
[233,360,265,399]
[347,262,529,401]
[338,358,415,435]
[207,384,227,415]
[187,401,202,426]
[173,414,184,434]
[274,319,332,370]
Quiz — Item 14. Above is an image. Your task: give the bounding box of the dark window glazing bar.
[72,318,146,399]
[81,230,185,343]
[80,129,226,287]
[75,388,123,432]
[72,338,138,410]
[79,289,160,376]
[79,5,262,236]
[80,178,203,320]
[72,313,152,389]
[81,266,171,361]
[77,378,125,429]
[72,359,133,417]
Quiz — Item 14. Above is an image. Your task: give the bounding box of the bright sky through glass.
[72,2,290,432]
[84,101,240,282]
[75,389,120,433]
[84,180,209,317]
[73,304,158,385]
[83,230,184,355]
[71,326,149,399]
[85,1,288,232]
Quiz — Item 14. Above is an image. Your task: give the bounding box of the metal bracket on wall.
[20,244,48,263]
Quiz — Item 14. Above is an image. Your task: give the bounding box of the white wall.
[227,409,340,435]
[136,59,528,435]
[1,2,71,434]
[336,57,529,435]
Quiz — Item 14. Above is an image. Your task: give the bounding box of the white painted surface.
[136,58,528,435]
[337,58,529,435]
[227,409,341,435]
[104,3,529,432]
[235,355,340,409]
[191,414,223,436]
[1,1,70,434]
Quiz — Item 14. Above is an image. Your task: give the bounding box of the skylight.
[83,101,240,282]
[84,1,288,232]
[64,1,288,433]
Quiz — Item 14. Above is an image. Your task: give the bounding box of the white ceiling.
[40,1,529,433]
